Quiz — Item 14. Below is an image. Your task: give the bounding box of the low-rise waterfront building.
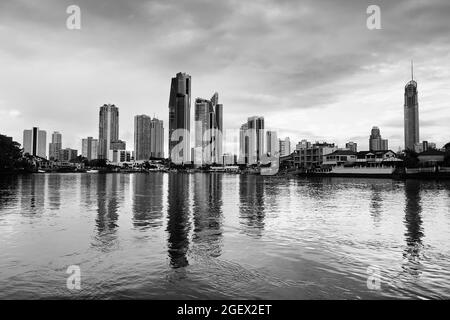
[293,141,337,169]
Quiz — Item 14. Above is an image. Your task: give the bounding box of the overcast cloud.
[1,0,450,154]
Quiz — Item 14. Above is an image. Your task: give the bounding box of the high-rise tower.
[98,104,119,159]
[168,72,191,163]
[194,92,223,164]
[134,115,152,161]
[404,61,419,151]
[23,127,47,158]
[49,131,62,160]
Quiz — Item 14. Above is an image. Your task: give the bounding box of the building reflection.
[166,173,191,268]
[192,173,223,257]
[132,173,164,229]
[46,174,61,210]
[0,175,19,210]
[402,180,424,277]
[94,174,120,250]
[369,183,384,225]
[20,174,46,214]
[80,174,96,210]
[239,175,265,237]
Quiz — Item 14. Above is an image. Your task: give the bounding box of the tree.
[0,134,23,172]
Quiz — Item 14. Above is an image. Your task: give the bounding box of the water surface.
[0,173,449,299]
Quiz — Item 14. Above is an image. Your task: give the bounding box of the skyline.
[1,0,450,154]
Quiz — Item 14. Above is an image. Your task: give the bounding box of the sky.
[1,0,450,156]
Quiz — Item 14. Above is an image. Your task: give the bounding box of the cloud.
[0,0,449,153]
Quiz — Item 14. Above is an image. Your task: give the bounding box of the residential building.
[239,116,265,165]
[98,104,119,159]
[58,148,78,162]
[279,137,291,156]
[369,126,388,151]
[81,137,98,161]
[194,92,223,164]
[49,131,62,160]
[134,115,151,161]
[23,127,47,158]
[168,72,191,163]
[266,131,278,156]
[293,141,337,169]
[150,118,164,158]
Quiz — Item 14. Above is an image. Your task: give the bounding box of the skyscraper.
[194,92,223,164]
[134,115,151,161]
[23,127,47,158]
[49,131,62,160]
[82,136,98,161]
[98,104,119,160]
[239,116,264,165]
[266,131,278,156]
[150,118,164,158]
[404,61,419,151]
[168,72,191,163]
[369,126,388,151]
[279,137,291,156]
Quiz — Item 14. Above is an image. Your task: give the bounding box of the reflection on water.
[0,173,449,299]
[133,173,164,229]
[192,173,224,258]
[167,174,191,268]
[403,180,424,279]
[239,175,265,237]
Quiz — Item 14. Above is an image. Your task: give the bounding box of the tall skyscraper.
[194,92,223,164]
[279,137,291,156]
[23,127,47,158]
[266,131,278,156]
[168,72,191,163]
[150,118,164,158]
[49,131,62,160]
[98,104,119,160]
[134,115,152,161]
[404,61,419,151]
[82,137,98,161]
[239,116,264,164]
[369,126,388,151]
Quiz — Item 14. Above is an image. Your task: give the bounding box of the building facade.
[98,104,119,160]
[49,131,62,161]
[23,127,47,158]
[81,136,98,161]
[168,72,191,163]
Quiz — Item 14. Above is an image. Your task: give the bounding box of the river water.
[0,173,449,299]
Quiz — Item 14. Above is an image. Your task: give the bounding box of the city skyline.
[1,0,450,155]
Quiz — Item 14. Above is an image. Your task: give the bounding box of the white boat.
[86,169,99,173]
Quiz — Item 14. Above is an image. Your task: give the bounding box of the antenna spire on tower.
[411,60,414,81]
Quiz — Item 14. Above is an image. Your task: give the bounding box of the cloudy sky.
[1,0,449,155]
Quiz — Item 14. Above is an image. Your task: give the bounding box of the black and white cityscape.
[1,0,450,302]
